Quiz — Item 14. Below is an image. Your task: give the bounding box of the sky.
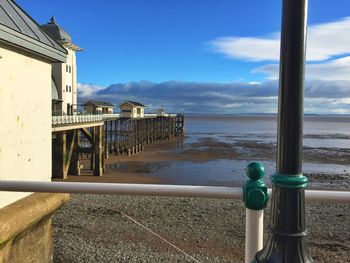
[17,0,350,114]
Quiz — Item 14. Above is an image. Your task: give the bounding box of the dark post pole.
[255,0,313,262]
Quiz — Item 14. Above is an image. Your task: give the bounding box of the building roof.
[41,16,83,51]
[119,101,146,108]
[41,16,72,42]
[0,0,67,62]
[82,100,114,107]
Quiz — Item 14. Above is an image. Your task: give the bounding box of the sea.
[114,115,350,187]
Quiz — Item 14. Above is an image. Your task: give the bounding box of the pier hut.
[82,100,114,114]
[156,108,166,116]
[0,0,69,261]
[42,16,83,115]
[119,101,145,118]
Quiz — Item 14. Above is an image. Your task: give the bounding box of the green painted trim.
[243,162,269,210]
[271,173,308,188]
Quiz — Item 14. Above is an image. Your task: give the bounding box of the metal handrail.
[0,181,349,203]
[1,180,348,262]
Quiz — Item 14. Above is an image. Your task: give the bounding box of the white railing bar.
[0,181,241,199]
[304,189,350,203]
[0,181,349,203]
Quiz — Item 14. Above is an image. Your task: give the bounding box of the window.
[137,108,141,114]
[66,85,68,92]
[69,66,71,73]
[69,86,71,92]
[66,65,68,72]
[122,109,131,113]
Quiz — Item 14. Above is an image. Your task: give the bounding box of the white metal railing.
[0,181,349,203]
[0,181,240,198]
[52,113,180,125]
[101,113,121,119]
[52,114,104,125]
[2,181,348,262]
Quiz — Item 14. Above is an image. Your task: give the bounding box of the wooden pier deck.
[52,114,184,179]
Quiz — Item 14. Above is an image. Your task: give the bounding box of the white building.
[41,17,83,115]
[82,100,114,114]
[0,0,69,261]
[119,101,146,118]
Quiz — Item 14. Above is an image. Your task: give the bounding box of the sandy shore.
[53,137,350,262]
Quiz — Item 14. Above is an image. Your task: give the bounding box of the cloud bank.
[78,79,350,114]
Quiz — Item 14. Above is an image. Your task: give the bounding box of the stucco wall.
[0,43,52,208]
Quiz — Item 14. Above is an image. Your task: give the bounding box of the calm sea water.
[184,114,350,149]
[113,115,350,186]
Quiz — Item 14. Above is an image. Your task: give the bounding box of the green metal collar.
[271,173,308,188]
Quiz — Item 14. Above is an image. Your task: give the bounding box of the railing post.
[243,162,268,263]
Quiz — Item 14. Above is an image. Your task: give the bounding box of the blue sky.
[17,0,350,114]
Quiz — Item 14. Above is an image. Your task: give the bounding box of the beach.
[53,115,350,262]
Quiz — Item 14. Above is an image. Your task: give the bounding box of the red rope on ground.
[120,211,202,263]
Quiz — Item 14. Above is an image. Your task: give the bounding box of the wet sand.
[65,136,350,189]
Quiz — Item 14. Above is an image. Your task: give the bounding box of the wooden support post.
[104,121,109,159]
[114,120,118,154]
[90,127,95,171]
[52,131,67,179]
[69,129,80,176]
[65,130,76,176]
[93,125,103,176]
[110,120,114,154]
[133,119,135,153]
[80,128,94,144]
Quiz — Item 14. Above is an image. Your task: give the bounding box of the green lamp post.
[254,0,313,262]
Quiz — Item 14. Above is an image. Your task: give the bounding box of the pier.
[52,114,184,179]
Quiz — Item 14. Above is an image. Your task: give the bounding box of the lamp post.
[254,0,313,261]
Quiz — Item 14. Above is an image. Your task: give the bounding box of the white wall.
[0,43,52,208]
[53,47,76,115]
[64,48,73,111]
[71,50,77,113]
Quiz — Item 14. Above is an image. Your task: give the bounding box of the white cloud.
[253,56,350,81]
[208,17,350,62]
[78,83,105,98]
[209,36,279,61]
